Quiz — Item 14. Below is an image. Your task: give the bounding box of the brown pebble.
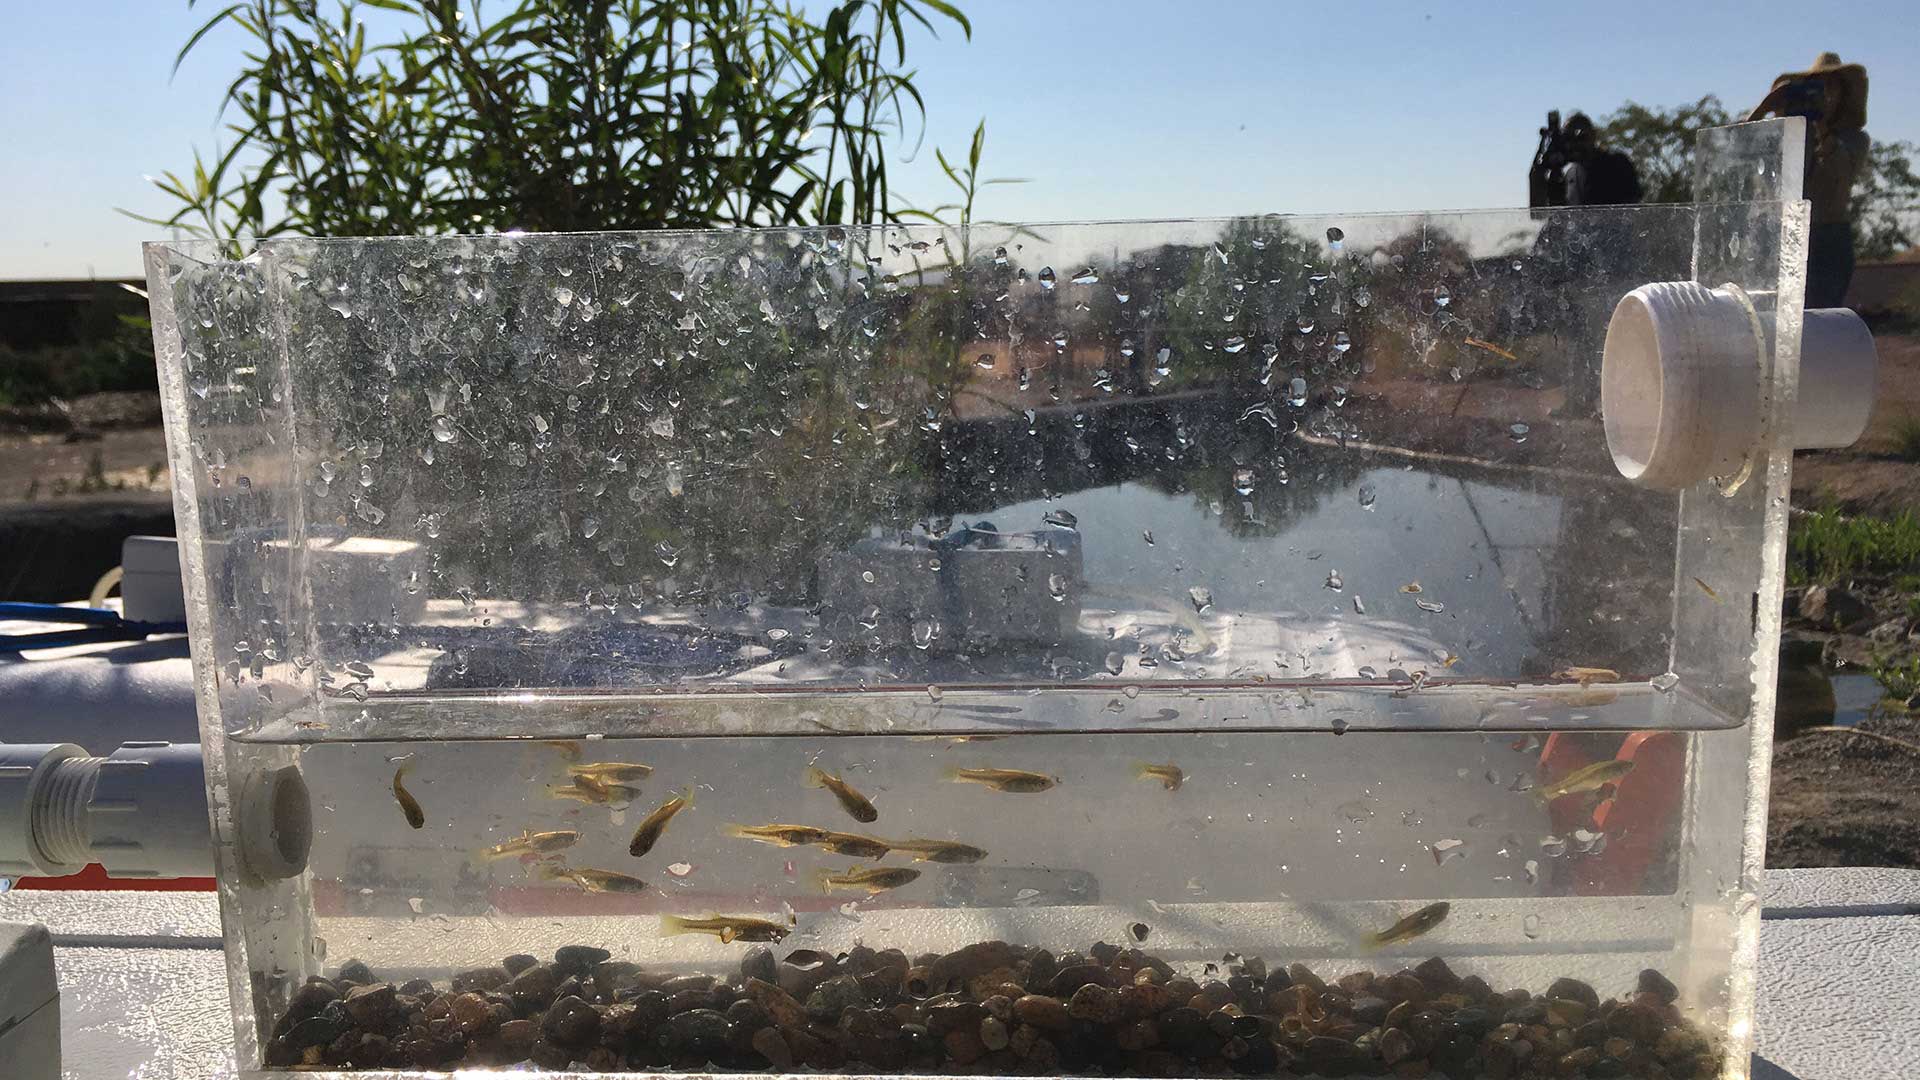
[1638,968,1680,1004]
[451,966,510,994]
[1133,1049,1189,1077]
[1379,1025,1415,1065]
[982,994,1014,1022]
[942,1028,985,1065]
[342,983,395,1025]
[449,993,492,1035]
[979,1015,1010,1050]
[1286,962,1327,995]
[966,965,1023,1002]
[1068,982,1125,1023]
[1025,1034,1061,1070]
[1122,981,1173,1017]
[1336,970,1375,994]
[1015,993,1073,1030]
[541,996,602,1049]
[1049,963,1112,996]
[751,1026,793,1068]
[1604,1036,1635,1059]
[741,978,807,1029]
[1393,1061,1431,1079]
[1609,1001,1668,1044]
[1413,956,1460,992]
[1656,1026,1711,1063]
[527,1039,572,1069]
[1561,1045,1602,1070]
[1164,976,1201,1002]
[1546,976,1600,1011]
[1547,997,1590,1026]
[1009,1021,1040,1058]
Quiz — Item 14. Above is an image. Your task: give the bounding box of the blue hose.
[0,602,187,653]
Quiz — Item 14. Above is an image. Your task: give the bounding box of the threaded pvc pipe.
[31,756,102,868]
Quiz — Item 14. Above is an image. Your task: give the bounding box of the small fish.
[806,766,879,823]
[1552,666,1619,685]
[1693,577,1720,601]
[723,823,832,848]
[629,786,693,858]
[570,761,654,784]
[1366,901,1451,949]
[392,764,425,829]
[1464,337,1518,361]
[811,864,922,895]
[1534,759,1635,803]
[1132,762,1185,791]
[548,775,641,805]
[943,766,1058,793]
[1130,922,1151,942]
[886,837,989,864]
[811,830,892,859]
[565,867,650,894]
[660,913,794,944]
[481,829,579,861]
[542,740,583,761]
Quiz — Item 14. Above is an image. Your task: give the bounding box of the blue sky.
[3,1,1915,279]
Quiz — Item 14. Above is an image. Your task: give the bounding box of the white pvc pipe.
[1601,283,1878,490]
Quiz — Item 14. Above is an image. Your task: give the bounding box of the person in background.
[1748,53,1871,308]
[1559,112,1643,207]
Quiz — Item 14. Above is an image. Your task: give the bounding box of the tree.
[1597,95,1732,205]
[1601,95,1918,259]
[142,0,972,239]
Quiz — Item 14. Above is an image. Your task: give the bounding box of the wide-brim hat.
[1773,52,1868,129]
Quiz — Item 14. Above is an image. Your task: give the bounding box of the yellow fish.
[806,766,879,823]
[661,913,794,944]
[943,766,1058,793]
[723,823,832,848]
[548,775,641,805]
[542,740,584,761]
[886,838,988,864]
[811,830,892,859]
[811,864,922,895]
[629,787,693,858]
[392,764,425,829]
[481,829,579,861]
[564,867,650,894]
[1132,762,1184,791]
[1534,759,1634,803]
[569,761,655,784]
[1366,901,1450,950]
[1463,337,1518,362]
[1552,666,1619,686]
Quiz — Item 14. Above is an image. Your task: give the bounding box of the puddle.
[1776,660,1897,738]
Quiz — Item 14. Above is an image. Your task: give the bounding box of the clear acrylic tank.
[148,120,1812,1078]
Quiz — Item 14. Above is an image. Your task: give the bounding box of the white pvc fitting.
[1601,282,1877,490]
[0,742,310,881]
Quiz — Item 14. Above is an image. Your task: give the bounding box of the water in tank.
[146,120,1810,1078]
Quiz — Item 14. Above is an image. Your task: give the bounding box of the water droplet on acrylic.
[581,516,600,539]
[1296,315,1316,335]
[1415,598,1445,614]
[1509,423,1530,443]
[431,415,457,443]
[1433,284,1451,307]
[1650,672,1680,692]
[1336,799,1373,822]
[912,620,938,650]
[1352,596,1367,615]
[665,465,685,497]
[553,286,575,307]
[976,353,996,370]
[1048,573,1069,601]
[1071,267,1099,286]
[1430,838,1467,866]
[1188,586,1214,614]
[1540,834,1568,858]
[1326,225,1345,250]
[1104,652,1125,676]
[1043,508,1079,530]
[1287,377,1309,408]
[1324,570,1343,591]
[1222,336,1246,354]
[1037,266,1056,290]
[1333,330,1352,353]
[1233,468,1255,495]
[993,246,1009,267]
[1522,913,1542,939]
[1357,483,1376,509]
[650,415,675,438]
